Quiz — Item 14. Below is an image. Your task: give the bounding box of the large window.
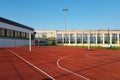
[6,29,14,37]
[31,34,34,40]
[26,33,29,39]
[21,32,26,38]
[119,34,120,44]
[105,34,110,44]
[90,34,96,44]
[64,34,69,43]
[83,34,88,43]
[112,34,117,44]
[0,28,5,37]
[15,31,20,38]
[97,34,103,44]
[70,34,75,43]
[57,34,62,44]
[77,34,82,43]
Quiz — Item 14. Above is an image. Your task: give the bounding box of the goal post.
[29,32,31,52]
[88,30,90,50]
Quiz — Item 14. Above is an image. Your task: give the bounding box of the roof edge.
[0,17,34,31]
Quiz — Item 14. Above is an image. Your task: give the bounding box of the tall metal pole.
[63,9,68,44]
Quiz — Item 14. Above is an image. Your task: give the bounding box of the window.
[57,34,62,44]
[21,32,26,38]
[64,34,69,43]
[90,34,96,44]
[31,34,34,40]
[83,34,88,43]
[105,34,110,44]
[15,31,20,38]
[0,28,5,37]
[119,34,120,44]
[26,33,29,39]
[77,34,82,43]
[6,29,13,37]
[112,34,117,44]
[97,34,103,43]
[70,34,75,43]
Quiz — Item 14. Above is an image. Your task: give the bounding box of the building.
[0,17,34,47]
[35,30,120,47]
[35,30,56,46]
[35,30,56,39]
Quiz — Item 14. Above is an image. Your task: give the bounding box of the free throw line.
[57,56,90,80]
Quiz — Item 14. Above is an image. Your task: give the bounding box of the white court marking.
[7,48,55,80]
[57,56,90,80]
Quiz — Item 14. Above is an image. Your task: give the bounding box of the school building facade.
[35,30,120,47]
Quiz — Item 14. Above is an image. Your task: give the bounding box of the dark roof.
[0,17,34,31]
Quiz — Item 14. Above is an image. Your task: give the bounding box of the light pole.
[63,9,68,44]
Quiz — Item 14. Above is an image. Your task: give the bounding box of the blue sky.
[0,0,120,30]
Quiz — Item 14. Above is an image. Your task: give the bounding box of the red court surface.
[0,46,120,80]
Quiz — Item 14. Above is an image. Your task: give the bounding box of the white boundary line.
[57,56,90,80]
[7,48,55,80]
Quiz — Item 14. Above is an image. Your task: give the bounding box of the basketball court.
[0,46,120,80]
